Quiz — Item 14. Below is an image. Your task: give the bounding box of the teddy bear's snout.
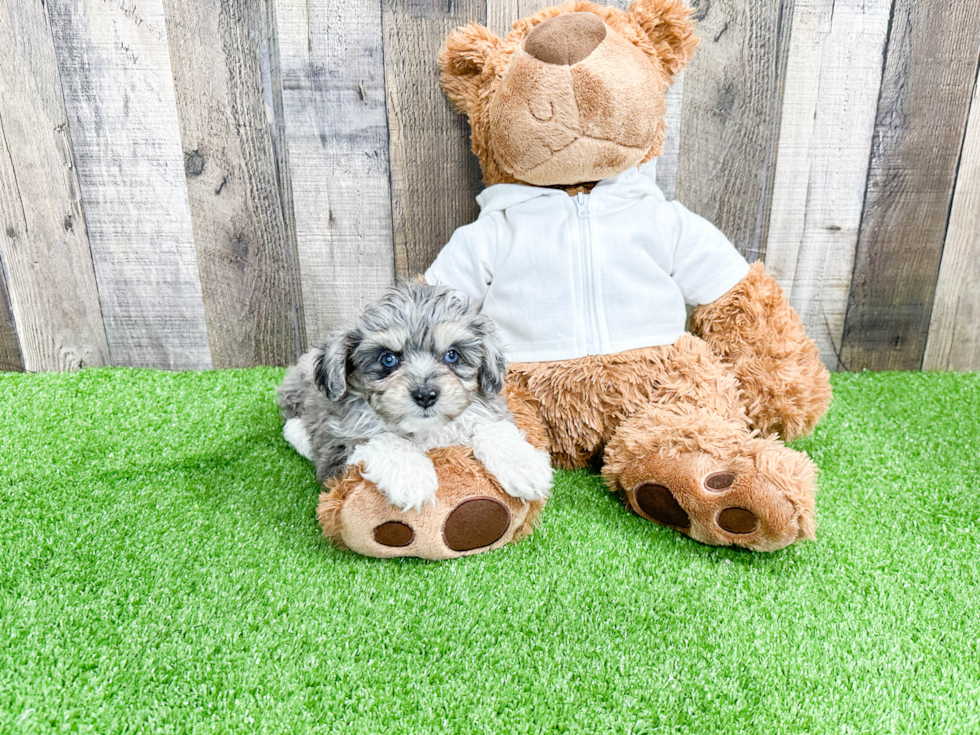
[524,12,607,66]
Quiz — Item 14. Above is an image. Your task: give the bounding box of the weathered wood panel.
[675,0,794,262]
[46,0,211,370]
[922,73,980,371]
[260,0,307,355]
[0,265,22,372]
[486,0,630,36]
[656,70,685,201]
[0,0,976,373]
[487,0,556,37]
[487,0,631,41]
[840,0,980,371]
[769,0,892,370]
[764,0,833,297]
[384,0,487,278]
[163,0,304,367]
[0,0,109,372]
[273,0,394,348]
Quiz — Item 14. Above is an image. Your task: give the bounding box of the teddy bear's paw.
[619,439,817,552]
[317,446,545,560]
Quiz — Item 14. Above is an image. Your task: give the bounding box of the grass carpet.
[1,368,978,734]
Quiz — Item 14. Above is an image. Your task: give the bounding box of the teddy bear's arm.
[690,262,832,441]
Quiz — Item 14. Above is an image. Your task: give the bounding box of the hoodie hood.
[476,160,662,215]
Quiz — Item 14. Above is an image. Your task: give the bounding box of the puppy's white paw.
[348,434,439,513]
[471,422,553,502]
[375,461,439,513]
[283,417,314,461]
[495,445,553,501]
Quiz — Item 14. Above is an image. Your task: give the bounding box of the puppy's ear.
[473,315,508,397]
[314,329,358,401]
[628,0,698,77]
[439,23,502,116]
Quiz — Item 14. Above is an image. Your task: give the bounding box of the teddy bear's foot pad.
[633,475,761,535]
[318,447,543,560]
[621,442,815,552]
[369,497,511,552]
[442,498,511,551]
[335,490,521,560]
[373,521,415,547]
[632,483,691,529]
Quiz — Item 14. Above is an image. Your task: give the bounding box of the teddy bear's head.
[440,0,697,189]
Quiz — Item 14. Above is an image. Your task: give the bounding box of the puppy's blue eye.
[380,352,399,369]
[444,349,459,364]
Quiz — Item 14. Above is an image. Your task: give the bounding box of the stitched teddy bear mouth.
[514,135,648,181]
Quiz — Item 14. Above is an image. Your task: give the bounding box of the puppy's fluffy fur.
[279,281,552,512]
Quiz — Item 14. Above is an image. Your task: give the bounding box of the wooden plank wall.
[162,0,304,368]
[0,0,109,372]
[1,0,978,373]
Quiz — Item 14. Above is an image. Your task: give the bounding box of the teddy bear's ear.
[439,23,502,115]
[628,0,698,77]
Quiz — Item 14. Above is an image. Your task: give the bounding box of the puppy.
[278,280,552,512]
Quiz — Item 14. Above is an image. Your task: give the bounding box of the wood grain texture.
[383,0,488,277]
[163,0,304,367]
[273,0,394,348]
[261,0,307,355]
[487,0,555,37]
[764,0,833,298]
[656,70,685,201]
[486,0,630,37]
[0,0,109,372]
[46,0,211,370]
[772,0,892,370]
[840,0,980,371]
[922,66,980,370]
[0,262,23,372]
[675,0,794,263]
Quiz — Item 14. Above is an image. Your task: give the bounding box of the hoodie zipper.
[576,192,601,354]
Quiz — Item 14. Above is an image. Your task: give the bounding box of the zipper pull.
[576,192,589,217]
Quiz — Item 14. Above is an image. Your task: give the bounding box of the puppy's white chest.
[412,424,464,453]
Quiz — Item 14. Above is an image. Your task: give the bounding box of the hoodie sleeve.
[424,218,497,307]
[669,201,750,306]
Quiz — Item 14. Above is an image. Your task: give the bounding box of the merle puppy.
[279,280,552,511]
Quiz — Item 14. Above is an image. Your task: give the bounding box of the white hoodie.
[425,160,750,363]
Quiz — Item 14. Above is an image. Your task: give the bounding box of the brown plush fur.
[691,262,832,441]
[508,335,819,550]
[508,335,747,470]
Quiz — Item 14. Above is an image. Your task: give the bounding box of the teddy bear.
[314,0,831,558]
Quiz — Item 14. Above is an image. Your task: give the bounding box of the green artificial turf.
[1,367,979,734]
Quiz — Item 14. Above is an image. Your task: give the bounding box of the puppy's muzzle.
[411,385,439,409]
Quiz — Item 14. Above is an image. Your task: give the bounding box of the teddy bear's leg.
[601,337,818,552]
[506,363,619,470]
[691,262,832,441]
[317,445,545,560]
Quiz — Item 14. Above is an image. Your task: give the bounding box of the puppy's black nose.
[411,386,439,409]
